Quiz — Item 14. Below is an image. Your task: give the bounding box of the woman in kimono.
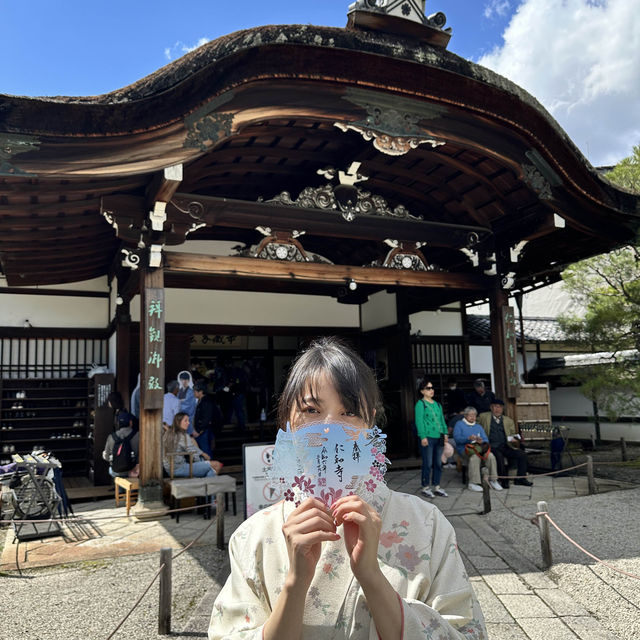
[209,337,487,640]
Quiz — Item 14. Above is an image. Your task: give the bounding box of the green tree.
[558,145,640,429]
[605,143,640,193]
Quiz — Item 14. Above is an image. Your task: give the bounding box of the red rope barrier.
[537,511,640,581]
[495,461,588,480]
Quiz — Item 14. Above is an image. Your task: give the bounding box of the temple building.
[1,1,639,498]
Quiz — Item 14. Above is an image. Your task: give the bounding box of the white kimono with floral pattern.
[209,484,487,639]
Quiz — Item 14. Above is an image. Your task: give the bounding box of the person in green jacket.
[415,379,449,498]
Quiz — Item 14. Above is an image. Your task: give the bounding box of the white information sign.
[243,442,280,518]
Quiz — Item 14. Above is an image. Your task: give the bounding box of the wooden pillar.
[115,300,131,409]
[134,264,167,518]
[513,292,528,384]
[489,288,509,403]
[395,291,414,458]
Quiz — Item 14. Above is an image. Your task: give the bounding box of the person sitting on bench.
[453,407,502,493]
[478,399,532,487]
[162,412,223,478]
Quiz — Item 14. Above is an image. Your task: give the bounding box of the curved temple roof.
[1,19,638,307]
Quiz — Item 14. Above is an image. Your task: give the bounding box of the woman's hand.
[421,437,428,447]
[331,495,382,585]
[282,498,340,591]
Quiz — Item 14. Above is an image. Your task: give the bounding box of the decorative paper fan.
[268,422,389,508]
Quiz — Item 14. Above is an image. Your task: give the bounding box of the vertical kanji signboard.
[502,305,520,398]
[142,288,165,409]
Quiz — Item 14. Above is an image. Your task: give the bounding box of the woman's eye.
[302,406,319,414]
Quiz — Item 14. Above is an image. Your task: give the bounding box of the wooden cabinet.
[0,377,89,476]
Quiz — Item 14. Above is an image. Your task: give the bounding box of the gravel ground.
[0,542,228,640]
[486,487,640,640]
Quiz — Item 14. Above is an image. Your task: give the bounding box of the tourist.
[414,378,449,498]
[163,380,180,431]
[478,399,532,487]
[162,412,222,478]
[209,337,487,639]
[466,379,496,415]
[452,406,502,492]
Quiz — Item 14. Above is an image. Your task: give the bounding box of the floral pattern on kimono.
[208,485,487,640]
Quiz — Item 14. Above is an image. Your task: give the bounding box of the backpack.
[111,431,136,473]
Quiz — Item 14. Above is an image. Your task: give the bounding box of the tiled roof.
[535,349,639,371]
[467,315,566,343]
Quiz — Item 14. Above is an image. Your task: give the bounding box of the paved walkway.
[1,466,637,639]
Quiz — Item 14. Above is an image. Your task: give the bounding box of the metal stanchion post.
[620,437,628,462]
[159,548,172,635]
[536,501,552,568]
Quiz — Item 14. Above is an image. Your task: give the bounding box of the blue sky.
[0,1,511,97]
[0,0,638,165]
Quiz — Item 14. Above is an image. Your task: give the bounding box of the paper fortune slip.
[268,422,389,507]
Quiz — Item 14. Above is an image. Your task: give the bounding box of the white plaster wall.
[469,345,494,385]
[360,291,396,332]
[549,387,593,417]
[0,277,110,329]
[561,421,640,443]
[12,276,110,293]
[0,293,109,328]
[130,289,359,327]
[409,310,463,336]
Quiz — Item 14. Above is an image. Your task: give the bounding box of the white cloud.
[478,0,640,166]
[484,1,512,19]
[164,37,211,61]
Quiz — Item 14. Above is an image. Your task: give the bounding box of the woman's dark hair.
[418,378,436,393]
[277,336,384,429]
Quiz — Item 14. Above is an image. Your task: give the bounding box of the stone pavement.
[1,465,635,639]
[181,466,635,639]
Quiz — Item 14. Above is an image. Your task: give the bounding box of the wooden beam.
[163,251,491,290]
[167,193,491,248]
[146,163,183,205]
[0,287,108,298]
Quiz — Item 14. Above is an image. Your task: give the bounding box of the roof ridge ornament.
[347,1,451,47]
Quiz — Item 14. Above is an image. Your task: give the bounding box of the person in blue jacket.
[453,407,501,493]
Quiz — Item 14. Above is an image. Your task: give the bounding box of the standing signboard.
[243,442,281,519]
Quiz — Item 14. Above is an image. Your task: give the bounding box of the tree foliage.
[558,145,640,420]
[605,144,640,194]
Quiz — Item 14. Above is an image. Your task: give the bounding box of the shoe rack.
[0,377,90,476]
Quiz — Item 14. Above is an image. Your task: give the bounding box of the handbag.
[464,442,491,460]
